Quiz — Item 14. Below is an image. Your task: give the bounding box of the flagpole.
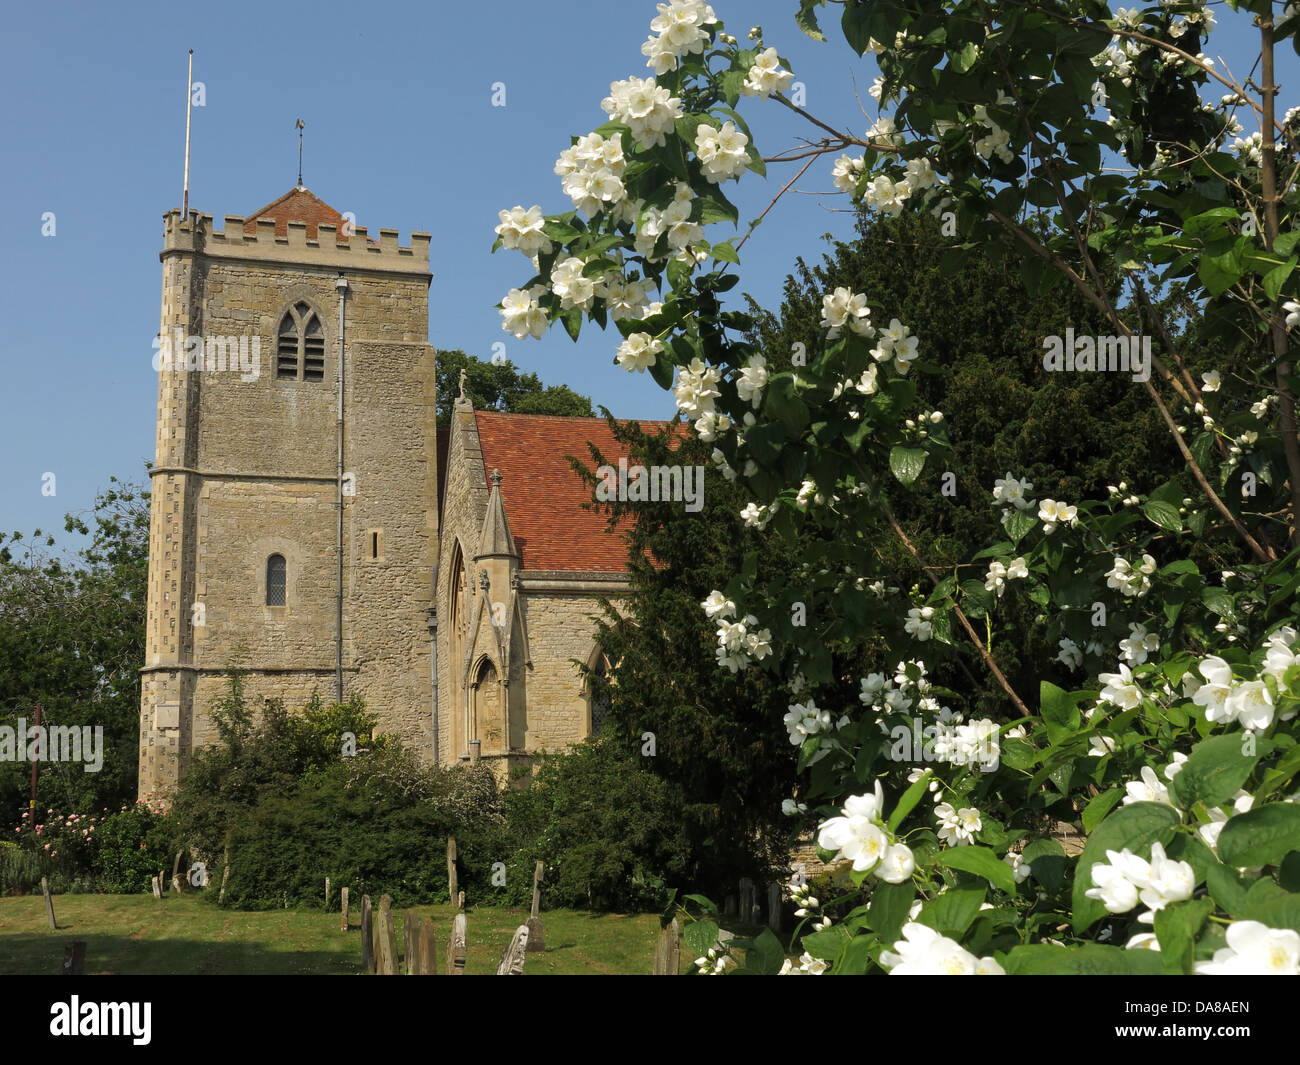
[182,50,193,219]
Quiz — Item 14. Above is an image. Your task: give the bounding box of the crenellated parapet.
[161,208,431,275]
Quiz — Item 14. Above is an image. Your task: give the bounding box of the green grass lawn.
[0,893,674,975]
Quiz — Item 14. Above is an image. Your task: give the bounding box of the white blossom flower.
[831,153,865,193]
[673,358,722,418]
[1057,637,1083,670]
[695,121,751,183]
[880,922,1005,975]
[741,46,794,97]
[904,606,935,641]
[494,205,552,257]
[935,802,980,846]
[1195,921,1300,975]
[820,286,874,339]
[601,76,683,148]
[550,256,597,311]
[1119,622,1161,666]
[1122,765,1172,807]
[701,590,735,619]
[1085,849,1146,912]
[1099,664,1142,711]
[1285,300,1300,329]
[499,286,549,339]
[641,0,717,74]
[735,354,768,408]
[1138,842,1194,911]
[1201,369,1222,392]
[1192,655,1235,723]
[1037,498,1078,534]
[615,332,663,373]
[992,473,1035,511]
[876,843,916,884]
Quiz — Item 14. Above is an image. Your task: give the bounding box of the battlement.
[162,208,431,275]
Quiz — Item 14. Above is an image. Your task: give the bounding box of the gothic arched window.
[589,652,611,737]
[276,302,326,382]
[266,554,286,606]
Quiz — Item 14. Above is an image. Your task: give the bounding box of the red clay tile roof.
[244,186,375,242]
[473,411,686,572]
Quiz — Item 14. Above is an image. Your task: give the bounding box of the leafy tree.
[569,418,804,896]
[0,477,148,822]
[434,349,594,426]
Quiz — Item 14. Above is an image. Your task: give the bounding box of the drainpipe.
[335,274,349,704]
[427,593,439,765]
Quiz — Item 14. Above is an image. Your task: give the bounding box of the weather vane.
[295,119,305,187]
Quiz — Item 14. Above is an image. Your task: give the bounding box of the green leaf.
[1003,943,1163,975]
[1082,787,1123,834]
[1217,803,1300,868]
[840,0,873,55]
[800,923,851,960]
[682,918,719,960]
[1204,861,1250,914]
[736,927,785,973]
[834,933,877,974]
[1003,507,1037,544]
[951,41,979,74]
[1142,500,1182,532]
[866,879,915,944]
[1021,838,1067,893]
[1200,585,1234,618]
[710,241,740,265]
[1040,680,1081,741]
[1154,897,1214,974]
[936,845,1017,894]
[1072,803,1182,932]
[1167,733,1263,809]
[887,770,932,833]
[918,886,986,938]
[889,446,927,487]
[796,0,826,41]
[1264,256,1298,302]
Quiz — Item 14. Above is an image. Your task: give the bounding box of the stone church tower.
[140,187,676,800]
[139,188,439,799]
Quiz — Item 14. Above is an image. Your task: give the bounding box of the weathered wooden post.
[63,941,86,975]
[415,917,438,975]
[446,837,458,904]
[218,863,230,905]
[340,886,350,931]
[360,895,375,974]
[525,860,545,952]
[496,924,529,975]
[376,894,399,975]
[40,877,57,930]
[150,876,162,899]
[325,877,331,910]
[446,912,467,975]
[767,882,782,932]
[403,908,421,975]
[653,917,681,975]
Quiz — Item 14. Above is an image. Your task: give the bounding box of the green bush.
[503,736,693,912]
[90,804,174,894]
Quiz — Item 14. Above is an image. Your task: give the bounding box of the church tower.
[139,189,439,800]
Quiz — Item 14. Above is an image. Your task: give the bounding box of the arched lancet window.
[266,554,286,606]
[276,302,325,381]
[589,652,611,737]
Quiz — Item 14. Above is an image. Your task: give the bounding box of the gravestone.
[767,882,782,932]
[652,917,681,975]
[446,838,458,905]
[40,878,56,930]
[446,913,467,975]
[376,894,399,975]
[403,908,421,975]
[218,863,230,905]
[525,860,545,952]
[340,887,350,931]
[496,924,529,975]
[325,877,331,910]
[739,878,756,923]
[150,876,162,899]
[415,917,438,975]
[360,895,375,974]
[723,895,737,917]
[170,874,184,895]
[457,890,465,910]
[63,941,86,975]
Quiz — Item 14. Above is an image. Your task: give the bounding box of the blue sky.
[0,0,1289,551]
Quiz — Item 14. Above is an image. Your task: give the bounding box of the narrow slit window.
[371,532,379,559]
[266,554,286,606]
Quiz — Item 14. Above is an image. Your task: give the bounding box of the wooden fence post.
[376,894,399,975]
[446,912,467,975]
[360,895,375,974]
[340,886,350,932]
[415,917,438,975]
[446,837,458,905]
[62,941,86,975]
[40,877,56,930]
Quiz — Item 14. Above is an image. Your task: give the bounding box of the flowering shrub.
[495,0,1300,974]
